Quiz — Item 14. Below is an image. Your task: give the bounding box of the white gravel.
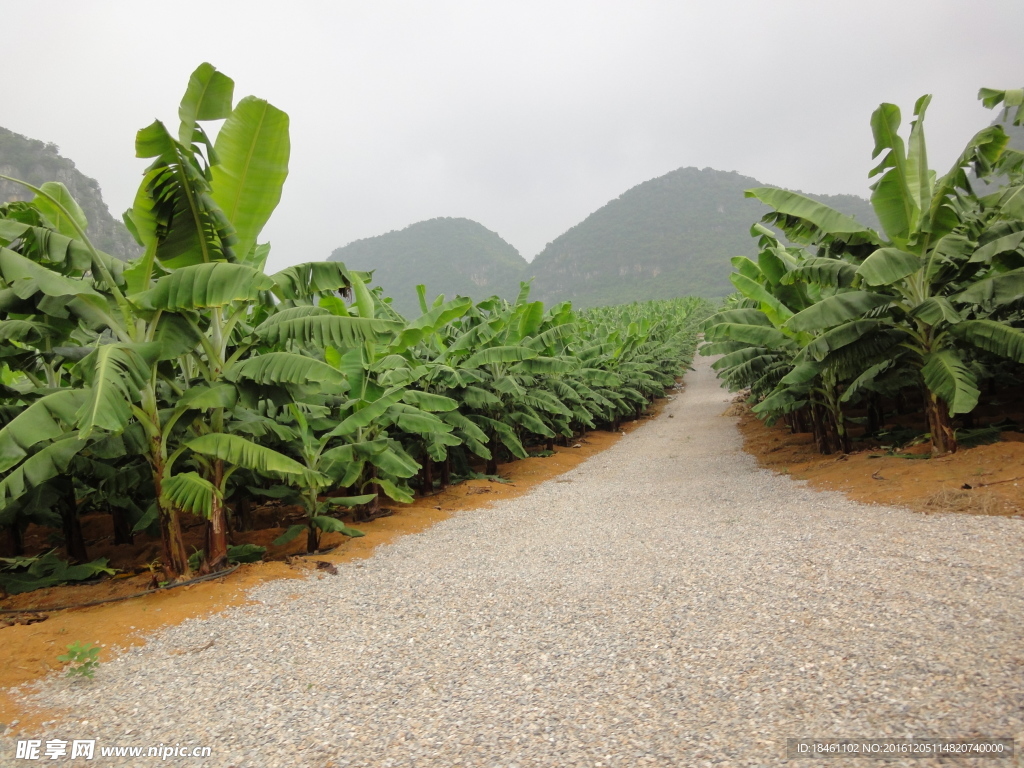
[3,355,1023,767]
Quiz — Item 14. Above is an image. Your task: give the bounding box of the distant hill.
[322,167,880,312]
[524,166,879,308]
[0,127,140,261]
[328,217,528,316]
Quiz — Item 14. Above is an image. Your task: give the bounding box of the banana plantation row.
[703,88,1024,458]
[0,64,711,587]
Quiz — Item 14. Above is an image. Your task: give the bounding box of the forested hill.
[0,127,141,260]
[524,166,879,308]
[328,217,529,316]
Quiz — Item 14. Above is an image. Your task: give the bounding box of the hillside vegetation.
[0,127,140,260]
[524,167,879,308]
[328,218,528,316]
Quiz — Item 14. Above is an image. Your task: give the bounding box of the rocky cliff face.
[0,127,140,260]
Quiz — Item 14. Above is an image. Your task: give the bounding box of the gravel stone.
[3,355,1022,767]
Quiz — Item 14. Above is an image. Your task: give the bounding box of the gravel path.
[5,356,1023,767]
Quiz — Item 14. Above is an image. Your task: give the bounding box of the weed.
[57,642,100,679]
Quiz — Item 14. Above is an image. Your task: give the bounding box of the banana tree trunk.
[788,408,801,434]
[148,409,190,578]
[420,456,434,496]
[359,468,381,521]
[111,506,134,546]
[486,434,500,476]
[809,402,829,454]
[55,476,88,565]
[925,392,958,455]
[153,479,190,579]
[822,378,850,454]
[439,457,451,490]
[306,518,320,554]
[234,493,254,532]
[866,393,885,436]
[202,459,229,573]
[1,524,23,558]
[895,390,910,414]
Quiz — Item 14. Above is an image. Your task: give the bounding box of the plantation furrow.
[10,355,1023,767]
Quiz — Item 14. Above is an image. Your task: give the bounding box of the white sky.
[3,1,1021,271]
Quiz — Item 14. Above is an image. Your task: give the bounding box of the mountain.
[322,167,880,312]
[524,166,879,308]
[328,217,528,316]
[0,126,140,261]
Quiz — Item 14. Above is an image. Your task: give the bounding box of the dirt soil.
[0,408,659,731]
[733,403,1024,518]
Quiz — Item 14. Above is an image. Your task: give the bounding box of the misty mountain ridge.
[0,126,141,260]
[327,166,880,312]
[328,217,528,316]
[523,166,878,307]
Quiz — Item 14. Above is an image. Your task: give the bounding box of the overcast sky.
[3,1,1021,271]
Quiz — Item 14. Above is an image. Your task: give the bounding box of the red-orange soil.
[733,403,1024,517]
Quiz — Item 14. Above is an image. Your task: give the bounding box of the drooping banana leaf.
[186,433,306,476]
[921,350,980,415]
[132,262,274,310]
[785,292,894,333]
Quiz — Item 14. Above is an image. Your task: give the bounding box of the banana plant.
[702,225,905,453]
[745,93,1023,454]
[0,176,204,575]
[260,404,374,553]
[121,62,297,571]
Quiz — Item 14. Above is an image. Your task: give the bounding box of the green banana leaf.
[230,352,340,386]
[463,345,538,368]
[177,62,234,145]
[803,320,885,361]
[164,471,217,517]
[785,292,893,333]
[0,435,87,509]
[312,516,365,538]
[132,262,273,310]
[954,267,1024,305]
[73,345,153,437]
[953,320,1024,363]
[211,96,290,263]
[855,248,923,286]
[0,390,87,472]
[746,187,879,242]
[31,182,89,240]
[186,433,306,476]
[921,350,980,415]
[255,312,403,347]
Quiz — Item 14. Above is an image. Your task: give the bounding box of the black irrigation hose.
[0,562,242,614]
